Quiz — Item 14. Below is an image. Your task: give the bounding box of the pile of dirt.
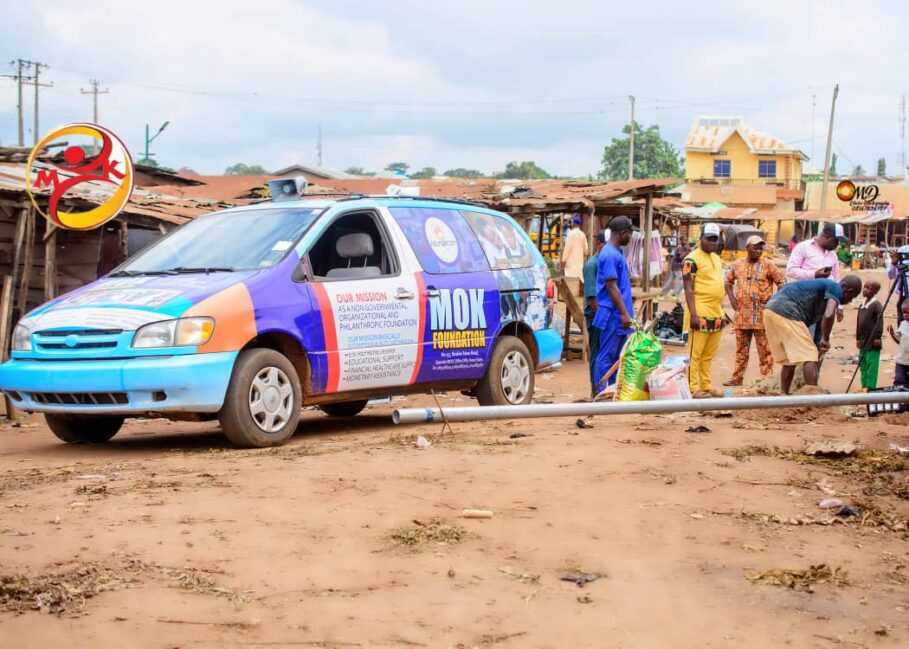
[385,518,470,552]
[747,564,849,593]
[739,386,854,424]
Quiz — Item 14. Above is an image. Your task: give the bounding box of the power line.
[20,61,52,145]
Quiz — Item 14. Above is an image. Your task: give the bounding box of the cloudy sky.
[1,0,907,177]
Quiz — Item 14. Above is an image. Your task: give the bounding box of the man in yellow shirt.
[682,223,726,397]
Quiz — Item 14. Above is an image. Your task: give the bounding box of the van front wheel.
[45,414,124,444]
[219,349,302,448]
[476,336,534,406]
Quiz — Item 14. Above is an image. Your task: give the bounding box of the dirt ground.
[1,270,908,648]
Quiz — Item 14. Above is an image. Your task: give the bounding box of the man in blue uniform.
[592,216,635,392]
[583,230,606,395]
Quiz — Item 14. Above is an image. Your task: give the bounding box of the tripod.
[845,261,908,392]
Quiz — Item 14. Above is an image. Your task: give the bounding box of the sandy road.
[1,281,908,648]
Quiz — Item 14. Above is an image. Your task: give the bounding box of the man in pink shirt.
[786,223,844,282]
[787,222,847,331]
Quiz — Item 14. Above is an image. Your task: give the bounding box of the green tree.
[344,166,367,175]
[225,163,269,175]
[443,168,484,178]
[828,153,838,176]
[384,162,410,175]
[852,163,866,176]
[136,157,157,167]
[495,161,551,180]
[410,166,437,179]
[877,157,887,177]
[599,123,683,180]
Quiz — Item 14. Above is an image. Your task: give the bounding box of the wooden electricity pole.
[81,79,108,124]
[628,95,636,180]
[2,59,34,146]
[819,84,839,223]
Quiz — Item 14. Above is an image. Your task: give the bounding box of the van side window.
[462,211,534,270]
[307,211,398,280]
[388,207,489,274]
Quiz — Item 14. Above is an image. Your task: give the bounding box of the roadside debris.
[559,572,600,587]
[835,505,861,517]
[414,436,432,450]
[746,565,849,593]
[509,433,532,439]
[385,519,468,551]
[818,498,844,509]
[461,509,494,519]
[575,419,592,429]
[685,425,711,433]
[499,566,540,584]
[890,443,909,456]
[805,441,857,457]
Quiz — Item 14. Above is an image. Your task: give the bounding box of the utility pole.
[899,93,906,177]
[628,95,636,180]
[142,121,170,164]
[26,62,52,145]
[811,94,817,164]
[80,79,108,124]
[317,123,323,166]
[819,84,839,222]
[2,59,34,146]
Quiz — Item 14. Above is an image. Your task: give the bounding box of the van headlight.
[132,318,214,348]
[12,323,32,351]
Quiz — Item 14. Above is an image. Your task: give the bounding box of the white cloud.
[1,0,907,175]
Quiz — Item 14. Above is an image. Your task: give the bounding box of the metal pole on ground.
[393,392,909,425]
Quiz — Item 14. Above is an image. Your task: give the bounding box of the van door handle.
[394,288,415,300]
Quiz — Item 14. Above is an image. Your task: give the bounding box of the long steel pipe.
[392,392,909,425]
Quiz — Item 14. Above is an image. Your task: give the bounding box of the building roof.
[0,162,233,226]
[271,164,363,180]
[685,116,808,160]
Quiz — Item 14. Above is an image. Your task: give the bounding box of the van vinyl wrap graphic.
[0,200,561,417]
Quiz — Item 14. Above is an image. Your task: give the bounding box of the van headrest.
[335,232,374,258]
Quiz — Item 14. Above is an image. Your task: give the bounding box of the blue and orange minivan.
[0,190,562,447]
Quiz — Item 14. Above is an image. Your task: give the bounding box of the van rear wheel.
[476,336,535,406]
[219,349,302,448]
[45,414,124,444]
[319,400,368,417]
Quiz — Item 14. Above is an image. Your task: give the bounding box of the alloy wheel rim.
[501,350,530,404]
[248,366,294,433]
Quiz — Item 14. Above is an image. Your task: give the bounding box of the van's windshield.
[116,207,321,274]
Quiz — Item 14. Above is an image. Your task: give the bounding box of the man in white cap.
[723,234,785,386]
[682,223,726,396]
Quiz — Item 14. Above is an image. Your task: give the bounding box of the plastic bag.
[648,355,691,401]
[616,330,663,401]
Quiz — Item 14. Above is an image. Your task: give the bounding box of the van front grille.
[27,392,129,406]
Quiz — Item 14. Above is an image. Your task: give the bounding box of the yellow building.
[679,116,807,245]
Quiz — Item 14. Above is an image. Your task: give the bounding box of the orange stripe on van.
[185,283,257,353]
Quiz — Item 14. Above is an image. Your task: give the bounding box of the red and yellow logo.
[835,180,856,202]
[26,123,134,230]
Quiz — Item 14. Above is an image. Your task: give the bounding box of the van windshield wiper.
[108,269,178,277]
[165,266,236,274]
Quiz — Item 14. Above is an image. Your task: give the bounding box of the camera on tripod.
[897,245,909,268]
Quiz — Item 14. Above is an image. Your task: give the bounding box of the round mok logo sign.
[26,123,135,230]
[425,216,459,263]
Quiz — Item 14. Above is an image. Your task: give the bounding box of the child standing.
[887,301,909,386]
[856,280,883,390]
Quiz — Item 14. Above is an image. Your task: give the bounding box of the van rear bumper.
[0,352,238,415]
[534,328,563,369]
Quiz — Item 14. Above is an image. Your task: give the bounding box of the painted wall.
[685,131,802,182]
